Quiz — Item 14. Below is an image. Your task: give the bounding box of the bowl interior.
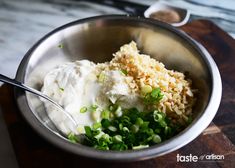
[16,16,212,160]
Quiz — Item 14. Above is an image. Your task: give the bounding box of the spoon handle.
[0,73,77,126]
[0,73,53,103]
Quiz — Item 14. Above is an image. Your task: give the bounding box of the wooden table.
[0,20,234,168]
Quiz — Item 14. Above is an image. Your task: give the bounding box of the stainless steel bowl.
[15,15,222,161]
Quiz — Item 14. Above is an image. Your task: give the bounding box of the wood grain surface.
[0,20,235,168]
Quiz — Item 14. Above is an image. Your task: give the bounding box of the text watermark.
[176,153,224,162]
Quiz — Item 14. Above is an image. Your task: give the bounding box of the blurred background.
[0,0,234,167]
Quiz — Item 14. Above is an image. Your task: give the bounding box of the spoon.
[0,74,78,127]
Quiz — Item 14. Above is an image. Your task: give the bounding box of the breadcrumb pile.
[98,41,196,124]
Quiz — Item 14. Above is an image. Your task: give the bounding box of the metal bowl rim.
[15,15,222,161]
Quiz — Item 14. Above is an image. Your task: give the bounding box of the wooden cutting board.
[0,20,235,168]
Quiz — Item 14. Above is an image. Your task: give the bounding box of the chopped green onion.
[146,136,153,142]
[108,126,117,132]
[101,110,110,119]
[159,120,167,127]
[119,123,123,130]
[101,133,110,140]
[122,127,129,132]
[114,106,122,117]
[140,121,149,130]
[92,129,100,136]
[131,124,139,133]
[133,145,149,150]
[151,88,159,97]
[93,122,102,130]
[109,104,120,112]
[109,105,115,111]
[67,132,78,143]
[111,143,128,151]
[164,126,171,135]
[95,145,109,150]
[84,126,92,138]
[78,106,180,151]
[90,104,98,112]
[100,134,111,144]
[153,110,164,122]
[113,135,122,143]
[120,69,128,75]
[101,119,111,128]
[141,85,152,95]
[80,106,87,113]
[58,44,64,48]
[135,117,144,126]
[152,134,161,143]
[146,128,154,135]
[109,112,114,119]
[59,87,64,92]
[77,126,84,134]
[98,72,106,82]
[143,88,164,104]
[91,111,99,121]
[153,111,167,127]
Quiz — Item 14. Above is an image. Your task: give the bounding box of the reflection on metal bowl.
[15,15,221,161]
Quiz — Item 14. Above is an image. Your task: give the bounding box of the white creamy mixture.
[42,60,142,134]
[42,41,195,135]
